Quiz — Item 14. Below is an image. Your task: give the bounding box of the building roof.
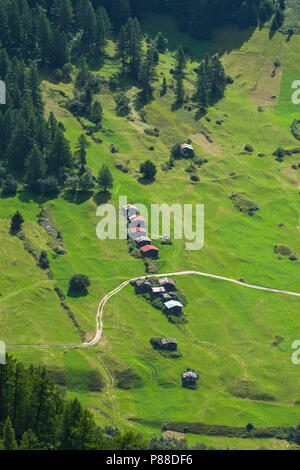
[131,215,146,223]
[135,278,151,286]
[135,236,152,243]
[159,277,175,286]
[164,300,183,309]
[151,287,166,293]
[130,227,147,233]
[123,204,137,211]
[140,245,159,253]
[161,338,178,345]
[181,143,194,151]
[182,371,198,379]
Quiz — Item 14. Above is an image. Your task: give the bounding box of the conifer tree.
[90,101,103,126]
[174,73,184,105]
[75,134,90,172]
[97,164,114,192]
[175,45,186,75]
[160,77,167,96]
[10,211,24,234]
[47,128,73,179]
[3,417,18,450]
[25,144,46,191]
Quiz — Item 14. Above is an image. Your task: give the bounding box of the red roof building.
[140,245,159,259]
[130,215,147,228]
[129,227,147,239]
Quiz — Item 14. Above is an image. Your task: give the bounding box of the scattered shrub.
[190,174,199,182]
[274,245,292,256]
[244,144,254,153]
[38,250,50,270]
[230,193,260,214]
[144,127,159,137]
[69,274,91,293]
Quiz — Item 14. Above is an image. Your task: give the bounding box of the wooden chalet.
[151,286,166,298]
[130,215,147,229]
[134,278,152,294]
[182,370,198,387]
[160,338,178,351]
[122,204,138,218]
[181,143,194,158]
[159,277,176,291]
[164,300,183,316]
[140,245,159,259]
[129,227,147,239]
[135,236,152,248]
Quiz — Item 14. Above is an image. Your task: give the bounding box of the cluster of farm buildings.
[134,276,184,317]
[124,203,198,387]
[122,204,159,259]
[133,275,198,387]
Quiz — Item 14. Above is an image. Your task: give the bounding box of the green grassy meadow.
[1,20,300,449]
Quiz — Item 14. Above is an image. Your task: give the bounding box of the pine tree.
[60,398,83,450]
[174,73,184,105]
[160,77,167,96]
[80,0,97,54]
[97,164,114,192]
[36,8,52,67]
[19,429,40,450]
[78,172,95,192]
[154,32,168,53]
[94,7,106,58]
[47,112,58,143]
[0,48,10,78]
[25,144,46,192]
[10,211,24,234]
[70,409,98,450]
[50,30,69,69]
[126,17,143,78]
[210,55,226,104]
[26,65,43,113]
[117,25,128,74]
[2,174,18,196]
[75,58,91,89]
[90,101,103,126]
[51,0,74,35]
[138,47,156,102]
[175,45,186,75]
[140,160,157,180]
[3,417,18,450]
[47,128,73,179]
[75,134,90,172]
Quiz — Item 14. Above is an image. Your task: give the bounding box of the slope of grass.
[2,23,300,450]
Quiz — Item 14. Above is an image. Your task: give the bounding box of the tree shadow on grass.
[93,190,111,206]
[17,190,57,205]
[137,176,155,186]
[67,287,89,298]
[194,108,207,121]
[171,101,183,112]
[62,190,94,205]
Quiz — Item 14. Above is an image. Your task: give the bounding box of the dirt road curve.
[7,271,300,351]
[82,270,300,348]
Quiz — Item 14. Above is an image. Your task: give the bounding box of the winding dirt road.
[7,270,300,351]
[82,270,300,348]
